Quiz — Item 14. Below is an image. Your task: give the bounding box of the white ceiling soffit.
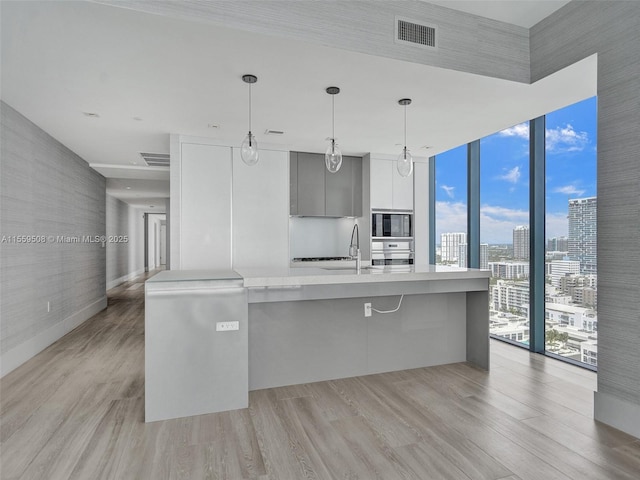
[425,1,571,28]
[2,0,594,191]
[106,177,169,209]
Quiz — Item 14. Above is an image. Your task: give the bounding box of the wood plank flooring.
[1,271,639,479]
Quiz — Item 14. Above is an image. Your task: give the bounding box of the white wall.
[146,214,165,271]
[106,195,146,289]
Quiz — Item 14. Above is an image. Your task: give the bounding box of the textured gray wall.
[1,102,107,373]
[531,1,640,430]
[100,0,530,83]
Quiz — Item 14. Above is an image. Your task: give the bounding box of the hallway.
[1,272,639,480]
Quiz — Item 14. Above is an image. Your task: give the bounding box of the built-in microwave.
[372,211,412,238]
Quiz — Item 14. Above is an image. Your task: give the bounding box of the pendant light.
[240,74,259,166]
[325,86,342,173]
[397,98,413,177]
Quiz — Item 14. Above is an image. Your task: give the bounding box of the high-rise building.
[457,243,488,269]
[547,236,569,252]
[568,197,597,274]
[489,262,529,279]
[441,232,466,263]
[548,260,581,287]
[513,225,529,260]
[480,243,489,270]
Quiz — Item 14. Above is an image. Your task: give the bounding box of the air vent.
[395,16,437,49]
[140,152,170,167]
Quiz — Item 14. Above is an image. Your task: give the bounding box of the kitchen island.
[145,265,490,421]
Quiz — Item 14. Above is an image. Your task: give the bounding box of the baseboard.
[0,296,108,378]
[594,391,640,439]
[106,268,145,290]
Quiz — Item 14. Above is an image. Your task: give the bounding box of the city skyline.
[436,96,597,244]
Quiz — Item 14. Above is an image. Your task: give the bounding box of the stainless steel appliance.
[371,239,414,266]
[372,211,412,238]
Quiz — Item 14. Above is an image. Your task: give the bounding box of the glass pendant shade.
[397,147,413,177]
[241,131,259,166]
[397,98,413,177]
[325,138,343,173]
[240,74,259,166]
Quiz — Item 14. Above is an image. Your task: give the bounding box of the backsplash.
[290,217,358,259]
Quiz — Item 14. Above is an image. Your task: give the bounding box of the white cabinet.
[171,136,290,270]
[392,165,414,211]
[233,148,289,268]
[180,143,232,270]
[370,158,414,211]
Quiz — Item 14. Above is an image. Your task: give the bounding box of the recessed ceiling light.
[421,145,433,149]
[265,129,284,135]
[82,112,100,118]
[126,186,131,190]
[133,117,143,121]
[208,124,220,129]
[150,205,155,208]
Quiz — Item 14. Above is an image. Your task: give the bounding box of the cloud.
[441,185,455,198]
[436,201,467,238]
[553,184,586,196]
[546,124,589,153]
[499,123,529,139]
[479,204,528,244]
[437,202,569,244]
[498,166,521,184]
[546,212,568,239]
[497,123,590,155]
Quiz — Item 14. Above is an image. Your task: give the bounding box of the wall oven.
[372,211,412,238]
[371,240,414,266]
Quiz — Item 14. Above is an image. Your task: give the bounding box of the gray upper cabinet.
[291,152,362,217]
[296,152,326,216]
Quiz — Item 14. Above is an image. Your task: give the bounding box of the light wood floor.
[1,272,639,480]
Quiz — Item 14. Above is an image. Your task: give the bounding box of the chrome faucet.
[349,224,361,273]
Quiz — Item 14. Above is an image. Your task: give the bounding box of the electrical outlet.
[364,303,372,317]
[216,321,239,332]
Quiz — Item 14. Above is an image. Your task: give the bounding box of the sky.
[435,96,597,244]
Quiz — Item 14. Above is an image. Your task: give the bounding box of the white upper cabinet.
[232,148,289,268]
[179,142,233,270]
[392,164,414,211]
[370,157,414,211]
[170,135,290,270]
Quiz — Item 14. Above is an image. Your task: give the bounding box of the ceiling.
[1,1,592,208]
[426,1,571,28]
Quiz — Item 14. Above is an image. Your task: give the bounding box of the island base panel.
[248,293,468,391]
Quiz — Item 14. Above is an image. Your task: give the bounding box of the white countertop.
[236,264,490,288]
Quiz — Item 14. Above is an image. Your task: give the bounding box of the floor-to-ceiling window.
[434,145,467,266]
[481,124,531,346]
[432,97,597,369]
[544,97,597,367]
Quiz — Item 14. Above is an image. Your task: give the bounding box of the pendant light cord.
[332,94,335,140]
[248,83,252,134]
[331,94,335,153]
[403,104,407,154]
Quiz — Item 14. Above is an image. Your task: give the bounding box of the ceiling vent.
[395,16,437,49]
[140,152,170,167]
